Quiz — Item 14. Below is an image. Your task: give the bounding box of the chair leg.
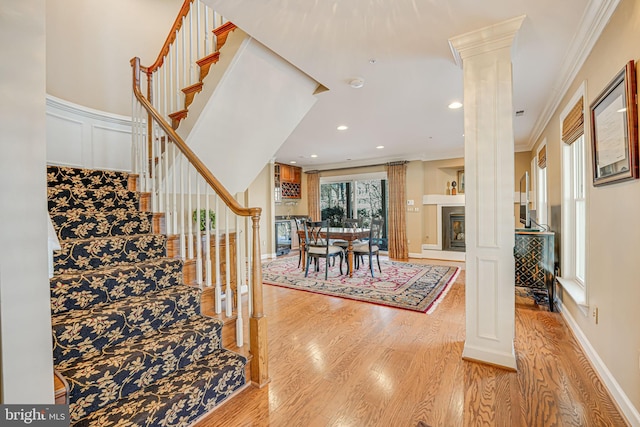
[304,253,311,277]
[376,252,381,273]
[325,255,329,280]
[338,253,343,275]
[369,252,374,277]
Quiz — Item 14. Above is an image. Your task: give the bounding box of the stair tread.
[51,210,154,240]
[59,315,224,420]
[54,233,167,274]
[52,286,202,366]
[72,348,247,426]
[51,257,184,314]
[47,165,130,190]
[48,186,139,214]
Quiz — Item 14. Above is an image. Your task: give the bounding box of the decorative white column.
[449,15,525,370]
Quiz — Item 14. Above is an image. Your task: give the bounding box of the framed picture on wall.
[590,60,639,186]
[457,170,465,194]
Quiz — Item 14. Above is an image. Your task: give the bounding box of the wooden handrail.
[147,0,194,73]
[130,57,261,219]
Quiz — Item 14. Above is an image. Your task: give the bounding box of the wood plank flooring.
[198,258,627,427]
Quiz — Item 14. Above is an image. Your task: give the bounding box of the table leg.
[347,241,354,277]
[300,241,306,270]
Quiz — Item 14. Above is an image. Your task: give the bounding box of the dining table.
[297,227,370,278]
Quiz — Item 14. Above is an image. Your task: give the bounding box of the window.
[559,85,587,307]
[533,142,548,226]
[320,173,388,250]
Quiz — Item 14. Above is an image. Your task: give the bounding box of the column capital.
[448,15,526,67]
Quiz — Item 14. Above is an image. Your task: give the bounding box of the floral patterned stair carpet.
[48,166,247,426]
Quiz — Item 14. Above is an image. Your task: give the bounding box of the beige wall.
[531,0,640,412]
[514,151,532,228]
[246,164,275,258]
[46,0,182,115]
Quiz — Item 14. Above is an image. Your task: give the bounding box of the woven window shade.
[562,97,584,144]
[538,145,547,169]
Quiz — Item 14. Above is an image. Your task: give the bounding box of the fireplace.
[442,206,465,252]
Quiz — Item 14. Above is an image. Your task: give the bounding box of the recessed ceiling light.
[349,78,364,89]
[369,59,377,64]
[289,161,297,164]
[337,125,349,131]
[310,154,318,158]
[376,145,384,149]
[448,101,463,109]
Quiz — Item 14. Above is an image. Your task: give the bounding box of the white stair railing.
[143,0,229,127]
[130,0,269,387]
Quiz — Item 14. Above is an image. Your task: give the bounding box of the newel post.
[249,208,269,386]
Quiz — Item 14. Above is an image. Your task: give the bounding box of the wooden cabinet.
[275,163,302,199]
[514,230,555,311]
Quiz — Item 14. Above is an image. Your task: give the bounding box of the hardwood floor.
[198,258,627,426]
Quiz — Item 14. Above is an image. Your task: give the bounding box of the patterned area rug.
[262,257,460,313]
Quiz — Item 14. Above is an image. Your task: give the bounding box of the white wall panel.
[46,96,132,171]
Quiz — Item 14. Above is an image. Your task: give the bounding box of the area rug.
[262,257,460,313]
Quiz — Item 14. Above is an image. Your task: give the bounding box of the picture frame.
[590,60,638,186]
[457,170,465,194]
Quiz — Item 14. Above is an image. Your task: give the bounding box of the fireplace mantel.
[422,194,465,205]
[421,194,466,261]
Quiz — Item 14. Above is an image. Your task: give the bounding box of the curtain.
[306,171,321,221]
[386,162,408,260]
[562,97,584,144]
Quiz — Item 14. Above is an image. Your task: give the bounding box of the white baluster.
[246,216,253,317]
[214,195,221,314]
[168,45,173,116]
[195,176,203,286]
[163,65,168,120]
[163,136,170,233]
[205,186,212,288]
[204,4,210,55]
[158,132,164,214]
[187,164,194,259]
[172,143,178,235]
[236,215,243,347]
[151,125,158,212]
[182,16,187,88]
[179,154,186,259]
[225,206,232,317]
[196,0,202,60]
[189,8,194,83]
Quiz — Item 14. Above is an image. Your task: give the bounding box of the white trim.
[527,0,621,149]
[556,276,588,314]
[420,249,465,262]
[46,95,131,126]
[320,171,387,183]
[557,298,640,426]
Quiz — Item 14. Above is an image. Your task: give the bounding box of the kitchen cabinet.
[275,163,302,199]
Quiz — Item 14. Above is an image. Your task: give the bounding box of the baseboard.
[557,298,640,426]
[421,249,466,262]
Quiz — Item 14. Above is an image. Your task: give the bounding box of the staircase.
[48,165,248,425]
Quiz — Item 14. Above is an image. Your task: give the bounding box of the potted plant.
[192,209,215,231]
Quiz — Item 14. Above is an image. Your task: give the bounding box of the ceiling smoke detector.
[349,78,365,89]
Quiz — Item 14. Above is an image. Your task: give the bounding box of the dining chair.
[352,218,384,277]
[294,218,307,268]
[303,220,344,279]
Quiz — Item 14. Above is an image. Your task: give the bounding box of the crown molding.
[526,0,621,150]
[449,15,526,67]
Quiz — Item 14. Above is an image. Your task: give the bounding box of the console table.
[514,230,555,311]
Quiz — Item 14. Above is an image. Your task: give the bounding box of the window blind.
[538,145,547,169]
[562,97,584,144]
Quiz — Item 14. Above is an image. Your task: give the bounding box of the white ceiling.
[209,0,617,170]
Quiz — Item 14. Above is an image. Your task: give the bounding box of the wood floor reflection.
[197,258,627,427]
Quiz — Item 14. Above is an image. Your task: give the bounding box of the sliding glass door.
[320,177,388,250]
